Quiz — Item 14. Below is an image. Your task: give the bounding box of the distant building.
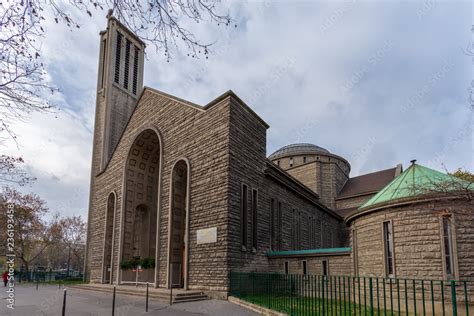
[84,15,474,298]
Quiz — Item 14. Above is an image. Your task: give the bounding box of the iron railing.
[14,270,83,283]
[229,271,473,315]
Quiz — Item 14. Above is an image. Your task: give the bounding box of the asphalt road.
[0,284,259,316]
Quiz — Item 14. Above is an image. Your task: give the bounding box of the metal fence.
[15,270,83,283]
[229,271,473,315]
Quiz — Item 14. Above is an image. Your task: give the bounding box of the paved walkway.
[0,284,258,316]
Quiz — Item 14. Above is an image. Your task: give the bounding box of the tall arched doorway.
[168,159,190,288]
[102,192,115,283]
[121,129,161,284]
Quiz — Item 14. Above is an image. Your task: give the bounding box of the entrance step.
[70,284,208,304]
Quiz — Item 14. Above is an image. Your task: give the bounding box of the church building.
[84,15,474,299]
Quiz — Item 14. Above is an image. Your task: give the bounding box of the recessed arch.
[102,191,116,284]
[118,127,163,286]
[167,158,191,289]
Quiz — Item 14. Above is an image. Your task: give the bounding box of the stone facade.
[85,15,474,300]
[348,198,474,281]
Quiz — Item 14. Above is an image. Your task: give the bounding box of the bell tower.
[92,11,145,173]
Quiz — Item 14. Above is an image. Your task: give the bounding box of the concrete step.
[70,284,208,304]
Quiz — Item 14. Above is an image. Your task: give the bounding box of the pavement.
[0,284,259,316]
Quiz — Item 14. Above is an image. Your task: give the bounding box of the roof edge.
[264,160,343,221]
[345,193,466,223]
[204,90,270,129]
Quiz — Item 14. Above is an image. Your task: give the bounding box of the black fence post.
[169,263,173,306]
[112,285,116,316]
[146,282,149,312]
[62,289,67,316]
[36,278,38,290]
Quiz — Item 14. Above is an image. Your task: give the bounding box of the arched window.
[102,192,116,283]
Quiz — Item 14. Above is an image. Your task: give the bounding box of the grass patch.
[237,294,406,315]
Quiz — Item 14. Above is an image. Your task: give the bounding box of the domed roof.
[269,143,330,160]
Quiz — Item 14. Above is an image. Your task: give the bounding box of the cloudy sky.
[2,0,473,219]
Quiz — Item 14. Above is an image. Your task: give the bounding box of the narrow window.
[100,39,107,88]
[114,31,122,84]
[277,160,280,166]
[383,221,395,277]
[289,157,294,167]
[302,260,307,275]
[297,212,301,249]
[277,202,282,251]
[303,156,307,163]
[123,39,131,89]
[270,198,275,251]
[132,46,139,95]
[442,216,454,278]
[252,189,258,250]
[313,218,317,248]
[308,216,312,249]
[353,229,358,275]
[322,260,329,276]
[241,184,248,249]
[320,221,325,248]
[284,261,289,275]
[292,209,296,249]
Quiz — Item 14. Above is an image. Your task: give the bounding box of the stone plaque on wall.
[196,227,217,244]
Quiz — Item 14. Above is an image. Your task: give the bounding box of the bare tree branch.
[0,0,233,141]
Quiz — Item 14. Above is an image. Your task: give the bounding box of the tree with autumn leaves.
[0,186,87,278]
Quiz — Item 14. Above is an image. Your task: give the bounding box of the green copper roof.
[359,163,472,210]
[267,247,352,257]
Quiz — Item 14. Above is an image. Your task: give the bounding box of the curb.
[227,296,288,316]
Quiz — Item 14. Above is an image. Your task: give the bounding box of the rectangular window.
[297,212,301,249]
[241,184,248,249]
[289,157,294,167]
[252,189,258,250]
[322,260,328,276]
[123,39,131,89]
[320,222,325,248]
[114,31,122,84]
[277,202,282,251]
[292,209,296,249]
[353,229,358,275]
[303,156,307,163]
[132,46,139,95]
[442,216,454,278]
[309,216,313,249]
[100,39,107,88]
[383,221,395,277]
[302,260,307,275]
[270,198,275,251]
[284,261,289,275]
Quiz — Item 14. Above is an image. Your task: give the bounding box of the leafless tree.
[0,1,232,141]
[0,155,36,186]
[408,168,474,202]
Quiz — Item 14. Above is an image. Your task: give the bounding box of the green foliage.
[120,257,155,270]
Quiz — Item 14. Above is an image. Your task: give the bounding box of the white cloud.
[1,0,472,218]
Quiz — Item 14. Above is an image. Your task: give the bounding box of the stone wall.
[335,194,374,210]
[268,254,352,276]
[86,89,234,293]
[349,199,474,281]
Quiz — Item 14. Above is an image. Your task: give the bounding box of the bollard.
[62,289,67,316]
[58,280,61,289]
[112,285,116,316]
[36,278,39,290]
[146,283,149,312]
